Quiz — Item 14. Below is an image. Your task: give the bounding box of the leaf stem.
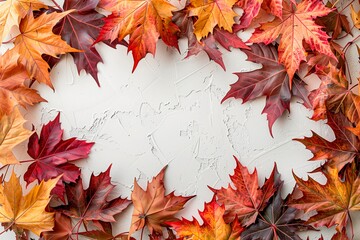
[349,213,354,239]
[19,159,35,164]
[2,35,19,44]
[338,0,355,13]
[51,0,63,11]
[0,223,14,236]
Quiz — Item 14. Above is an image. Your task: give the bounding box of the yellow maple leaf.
[9,10,81,88]
[0,172,60,236]
[0,0,46,45]
[188,0,238,41]
[0,108,32,165]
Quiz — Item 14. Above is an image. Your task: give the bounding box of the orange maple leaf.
[291,164,360,232]
[129,166,194,237]
[0,172,60,236]
[249,0,335,85]
[97,0,179,71]
[168,197,243,239]
[187,0,238,41]
[9,10,81,88]
[0,0,46,45]
[0,51,45,116]
[0,108,32,165]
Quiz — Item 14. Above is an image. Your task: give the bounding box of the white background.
[3,0,360,238]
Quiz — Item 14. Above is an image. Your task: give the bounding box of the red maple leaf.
[210,156,282,226]
[24,113,94,201]
[222,44,311,136]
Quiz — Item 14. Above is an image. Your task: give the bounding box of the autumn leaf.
[97,0,179,71]
[0,0,46,45]
[187,0,238,41]
[241,183,314,240]
[291,163,360,232]
[9,10,81,88]
[295,111,359,171]
[0,51,45,116]
[235,0,283,30]
[129,166,194,237]
[168,196,243,239]
[309,65,360,123]
[210,156,281,226]
[42,213,72,240]
[0,108,32,165]
[249,0,335,85]
[222,43,310,136]
[50,0,106,86]
[60,165,130,232]
[0,172,60,236]
[316,1,351,40]
[173,10,248,70]
[24,113,94,201]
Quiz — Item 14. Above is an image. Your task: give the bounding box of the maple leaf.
[0,108,32,165]
[222,44,311,136]
[60,166,131,231]
[173,10,248,70]
[187,0,238,41]
[168,196,243,239]
[129,166,194,237]
[241,183,314,240]
[210,156,281,226]
[309,65,360,123]
[235,0,283,30]
[24,113,94,201]
[0,0,46,45]
[96,0,179,71]
[295,111,360,171]
[0,172,60,236]
[249,0,335,85]
[50,0,106,86]
[291,163,360,232]
[316,1,351,40]
[0,51,45,116]
[8,10,81,88]
[42,213,72,240]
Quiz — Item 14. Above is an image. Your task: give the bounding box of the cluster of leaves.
[1,0,360,239]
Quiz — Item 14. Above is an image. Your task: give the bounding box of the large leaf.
[187,0,238,41]
[0,0,46,45]
[129,166,194,237]
[249,0,335,84]
[168,197,243,239]
[52,0,106,86]
[295,111,360,171]
[0,51,44,116]
[24,113,94,201]
[0,108,32,165]
[210,156,281,226]
[0,172,59,236]
[241,184,314,240]
[9,10,81,88]
[222,43,310,135]
[174,10,248,70]
[97,0,179,71]
[60,166,131,224]
[291,163,360,232]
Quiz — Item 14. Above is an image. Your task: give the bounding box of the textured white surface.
[4,31,360,240]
